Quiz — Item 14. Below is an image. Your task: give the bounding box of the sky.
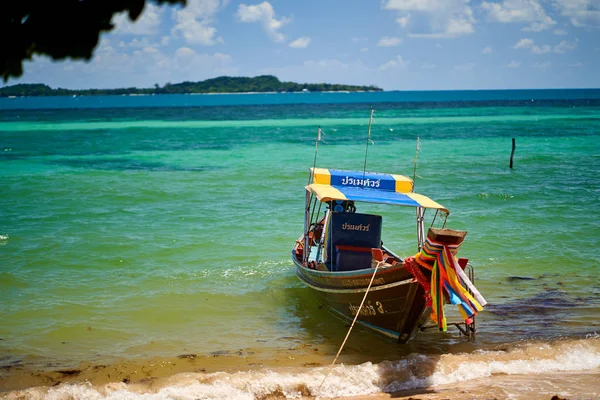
[8,0,600,91]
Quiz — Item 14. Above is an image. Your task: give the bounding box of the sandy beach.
[2,337,599,399]
[2,364,599,399]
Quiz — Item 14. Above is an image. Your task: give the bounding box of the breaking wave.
[3,336,599,399]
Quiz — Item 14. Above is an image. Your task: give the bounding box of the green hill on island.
[0,75,382,97]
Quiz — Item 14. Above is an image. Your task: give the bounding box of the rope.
[317,261,382,392]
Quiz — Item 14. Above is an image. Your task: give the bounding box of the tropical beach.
[2,0,600,398]
[1,91,600,399]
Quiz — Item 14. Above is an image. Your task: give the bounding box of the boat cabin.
[299,168,449,271]
[327,211,382,271]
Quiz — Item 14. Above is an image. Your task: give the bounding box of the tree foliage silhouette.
[0,76,382,96]
[1,0,185,82]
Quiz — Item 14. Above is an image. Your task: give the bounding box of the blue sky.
[9,0,600,90]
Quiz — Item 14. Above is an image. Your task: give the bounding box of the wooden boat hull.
[293,256,429,343]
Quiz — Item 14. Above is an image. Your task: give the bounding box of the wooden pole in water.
[510,138,516,169]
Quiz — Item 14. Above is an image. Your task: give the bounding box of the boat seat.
[328,212,382,271]
[335,245,373,271]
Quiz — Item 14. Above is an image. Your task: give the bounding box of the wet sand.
[346,369,600,399]
[1,346,599,399]
[0,345,328,392]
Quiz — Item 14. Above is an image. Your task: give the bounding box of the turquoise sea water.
[1,91,599,398]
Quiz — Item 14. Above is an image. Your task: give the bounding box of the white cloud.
[379,55,409,70]
[568,61,583,67]
[481,0,556,31]
[237,2,290,42]
[445,16,476,35]
[533,44,552,54]
[507,60,521,68]
[17,39,237,89]
[523,22,554,32]
[422,62,436,69]
[175,47,196,58]
[112,3,164,35]
[128,38,151,48]
[289,37,311,48]
[514,37,552,54]
[513,38,577,54]
[256,59,372,88]
[397,15,410,27]
[384,0,451,13]
[382,0,475,38]
[454,63,475,72]
[377,36,404,47]
[482,46,493,54]
[123,37,172,50]
[171,0,225,45]
[304,59,349,70]
[97,38,114,54]
[553,39,578,54]
[514,38,534,48]
[352,37,368,44]
[100,44,234,80]
[173,19,221,45]
[533,61,552,69]
[553,28,568,35]
[554,0,600,28]
[171,47,235,76]
[84,40,138,75]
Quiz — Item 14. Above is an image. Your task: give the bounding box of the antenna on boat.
[362,107,375,181]
[309,126,325,184]
[412,136,421,188]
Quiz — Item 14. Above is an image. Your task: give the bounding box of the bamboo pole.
[510,138,516,169]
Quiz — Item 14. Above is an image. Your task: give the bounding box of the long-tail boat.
[291,118,486,343]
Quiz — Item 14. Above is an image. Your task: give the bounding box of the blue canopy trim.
[306,183,448,213]
[311,168,414,193]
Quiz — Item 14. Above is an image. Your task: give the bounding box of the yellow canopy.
[306,183,449,213]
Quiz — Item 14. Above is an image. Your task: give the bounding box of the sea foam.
[3,337,599,400]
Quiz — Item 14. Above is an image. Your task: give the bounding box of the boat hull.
[293,257,429,343]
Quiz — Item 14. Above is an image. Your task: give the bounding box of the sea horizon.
[2,86,600,95]
[2,87,600,112]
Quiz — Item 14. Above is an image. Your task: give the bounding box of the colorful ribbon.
[410,237,487,331]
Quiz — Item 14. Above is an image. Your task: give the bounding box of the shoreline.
[1,90,381,99]
[2,358,598,399]
[0,343,333,393]
[2,336,599,399]
[3,87,600,100]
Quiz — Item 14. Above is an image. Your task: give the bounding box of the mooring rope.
[317,261,382,392]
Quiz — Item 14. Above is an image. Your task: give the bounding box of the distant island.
[0,75,382,97]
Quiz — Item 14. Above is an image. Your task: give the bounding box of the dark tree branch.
[1,0,185,82]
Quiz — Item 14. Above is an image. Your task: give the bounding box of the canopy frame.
[305,183,449,214]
